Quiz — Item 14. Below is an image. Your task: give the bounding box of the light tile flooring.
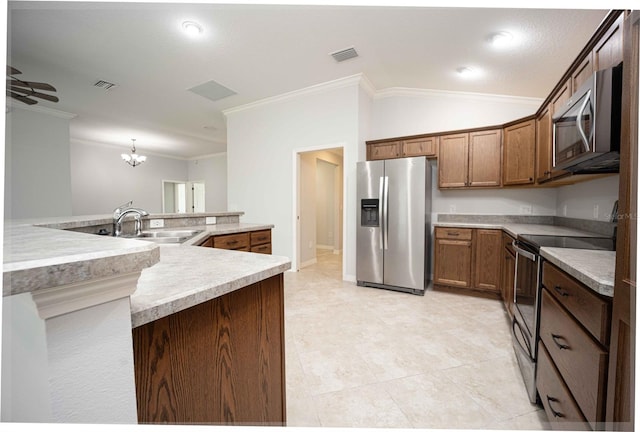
[283,249,549,429]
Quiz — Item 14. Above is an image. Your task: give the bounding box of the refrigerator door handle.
[379,176,385,250]
[383,176,389,250]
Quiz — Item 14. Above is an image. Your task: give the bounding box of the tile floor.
[283,249,549,429]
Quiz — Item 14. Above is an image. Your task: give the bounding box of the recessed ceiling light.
[489,31,514,48]
[182,21,203,36]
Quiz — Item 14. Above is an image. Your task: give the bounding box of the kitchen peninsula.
[2,212,291,425]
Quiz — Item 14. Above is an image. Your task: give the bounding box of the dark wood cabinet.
[468,130,502,187]
[438,130,501,189]
[401,136,438,158]
[472,229,501,293]
[434,227,502,296]
[438,133,469,188]
[503,119,536,186]
[200,229,273,255]
[434,227,473,288]
[368,141,400,160]
[606,10,637,430]
[537,262,612,429]
[133,274,286,425]
[593,12,624,71]
[536,104,570,183]
[572,53,594,91]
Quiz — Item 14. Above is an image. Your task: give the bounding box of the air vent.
[94,80,116,90]
[188,79,236,103]
[331,47,358,62]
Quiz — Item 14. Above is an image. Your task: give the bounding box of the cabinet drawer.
[539,289,608,426]
[213,232,250,250]
[435,227,472,240]
[250,230,271,246]
[502,232,515,255]
[199,237,213,248]
[543,262,611,345]
[251,244,272,254]
[537,341,590,429]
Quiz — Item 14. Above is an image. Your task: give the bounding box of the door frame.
[292,143,345,274]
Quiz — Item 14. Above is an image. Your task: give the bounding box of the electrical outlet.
[593,204,599,219]
[449,205,456,213]
[519,205,532,215]
[206,216,217,225]
[149,219,164,228]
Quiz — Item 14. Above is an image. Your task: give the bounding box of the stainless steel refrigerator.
[356,156,431,295]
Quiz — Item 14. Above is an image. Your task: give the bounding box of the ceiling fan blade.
[7,66,21,75]
[7,90,38,105]
[8,79,57,92]
[9,86,59,103]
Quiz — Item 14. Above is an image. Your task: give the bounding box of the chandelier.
[121,138,146,167]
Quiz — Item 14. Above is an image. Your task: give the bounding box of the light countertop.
[4,219,291,326]
[433,221,615,297]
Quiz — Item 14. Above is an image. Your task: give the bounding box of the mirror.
[162,180,205,213]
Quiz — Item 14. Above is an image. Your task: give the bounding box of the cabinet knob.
[529,177,533,181]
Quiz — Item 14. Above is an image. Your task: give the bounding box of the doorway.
[162,180,205,213]
[294,146,344,274]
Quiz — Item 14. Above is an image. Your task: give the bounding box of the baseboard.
[300,258,317,268]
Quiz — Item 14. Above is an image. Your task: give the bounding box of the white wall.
[70,139,188,215]
[187,153,228,212]
[556,175,620,221]
[370,89,542,140]
[299,152,317,266]
[226,76,361,276]
[5,106,74,219]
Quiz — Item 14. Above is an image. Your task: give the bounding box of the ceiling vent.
[188,79,237,103]
[331,47,359,62]
[93,80,116,90]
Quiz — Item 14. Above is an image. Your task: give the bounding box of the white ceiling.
[7,1,613,159]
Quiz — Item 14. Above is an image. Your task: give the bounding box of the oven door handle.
[512,318,532,358]
[512,241,538,261]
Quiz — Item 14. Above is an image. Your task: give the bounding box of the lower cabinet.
[433,227,501,294]
[133,274,286,425]
[536,261,612,429]
[200,229,272,254]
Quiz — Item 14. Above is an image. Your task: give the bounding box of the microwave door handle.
[576,90,592,153]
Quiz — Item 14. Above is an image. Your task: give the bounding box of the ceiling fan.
[6,66,59,105]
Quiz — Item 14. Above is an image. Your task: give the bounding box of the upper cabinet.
[367,136,438,161]
[365,10,625,190]
[401,136,438,158]
[593,12,624,71]
[503,119,536,186]
[438,129,501,189]
[368,141,401,160]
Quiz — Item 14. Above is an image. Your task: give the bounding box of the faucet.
[112,202,149,237]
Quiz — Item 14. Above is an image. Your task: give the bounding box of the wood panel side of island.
[132,274,286,426]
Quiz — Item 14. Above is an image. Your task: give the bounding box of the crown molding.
[6,100,77,119]
[374,87,543,106]
[223,73,367,116]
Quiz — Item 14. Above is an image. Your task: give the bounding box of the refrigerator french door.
[356,156,431,295]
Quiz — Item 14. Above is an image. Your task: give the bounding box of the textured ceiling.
[7,1,612,158]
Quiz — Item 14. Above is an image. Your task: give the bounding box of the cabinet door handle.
[447,232,460,236]
[554,285,570,297]
[551,334,570,350]
[227,240,239,245]
[546,396,565,418]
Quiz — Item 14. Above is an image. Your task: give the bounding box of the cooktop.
[517,234,616,252]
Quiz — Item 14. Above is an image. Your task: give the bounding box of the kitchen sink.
[122,229,203,243]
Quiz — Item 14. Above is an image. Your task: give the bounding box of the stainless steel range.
[511,234,615,404]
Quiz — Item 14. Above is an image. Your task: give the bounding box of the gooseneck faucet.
[112,201,149,237]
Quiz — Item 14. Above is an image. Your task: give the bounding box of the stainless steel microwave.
[552,64,622,173]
